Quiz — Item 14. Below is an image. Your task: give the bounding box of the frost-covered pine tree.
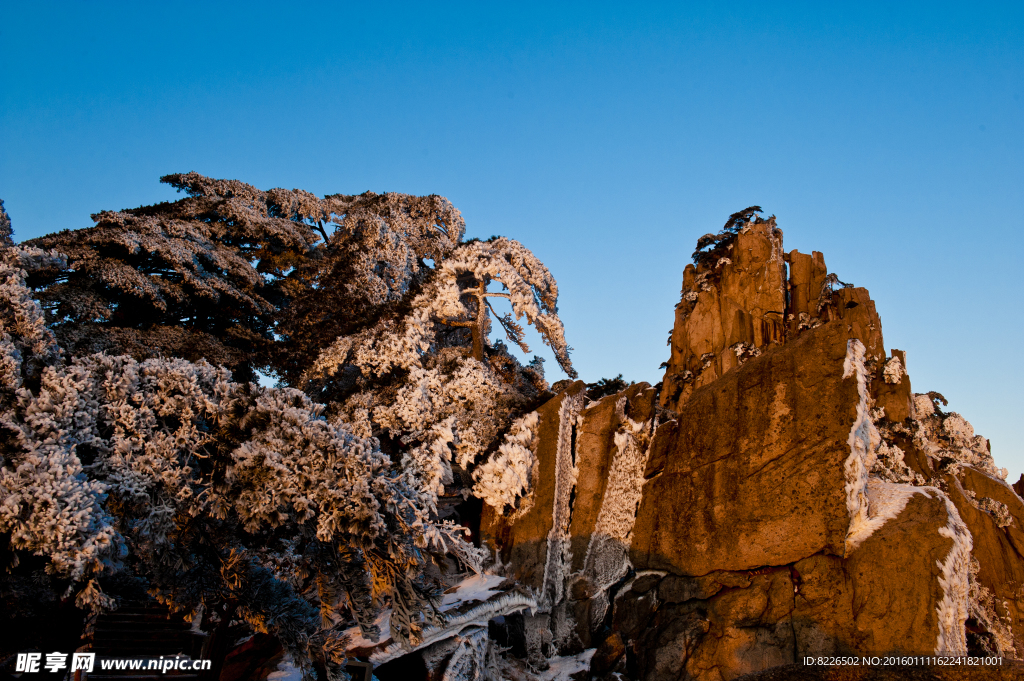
[307,234,577,520]
[0,248,480,677]
[1,178,576,678]
[24,173,466,385]
[0,200,13,247]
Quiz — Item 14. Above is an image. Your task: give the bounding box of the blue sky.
[2,3,1022,477]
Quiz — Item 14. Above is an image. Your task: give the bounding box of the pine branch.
[485,299,529,353]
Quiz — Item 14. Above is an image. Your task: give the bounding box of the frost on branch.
[308,236,575,387]
[0,250,108,592]
[24,173,466,385]
[399,416,456,516]
[0,342,477,668]
[0,255,117,611]
[910,394,1007,481]
[2,180,579,675]
[305,236,574,521]
[0,248,61,393]
[472,411,539,514]
[882,355,904,384]
[0,366,118,605]
[872,441,925,485]
[433,237,576,379]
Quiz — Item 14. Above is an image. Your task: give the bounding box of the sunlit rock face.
[660,216,884,414]
[481,213,1024,680]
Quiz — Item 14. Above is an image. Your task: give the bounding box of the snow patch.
[344,610,393,651]
[536,648,597,681]
[845,480,934,552]
[441,573,509,609]
[883,355,904,384]
[266,655,303,681]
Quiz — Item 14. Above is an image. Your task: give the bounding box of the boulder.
[793,490,957,657]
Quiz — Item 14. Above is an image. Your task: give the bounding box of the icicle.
[540,391,584,610]
[842,339,881,553]
[934,493,973,656]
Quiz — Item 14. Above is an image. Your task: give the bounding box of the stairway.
[82,602,206,680]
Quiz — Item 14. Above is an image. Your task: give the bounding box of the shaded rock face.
[482,382,660,655]
[481,212,1024,680]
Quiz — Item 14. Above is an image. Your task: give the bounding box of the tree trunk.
[203,600,238,681]
[471,283,487,362]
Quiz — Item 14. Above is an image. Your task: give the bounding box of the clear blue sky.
[2,3,1022,477]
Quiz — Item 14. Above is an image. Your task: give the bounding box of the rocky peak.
[661,212,884,411]
[381,210,1024,680]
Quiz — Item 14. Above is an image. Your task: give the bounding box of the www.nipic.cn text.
[15,652,212,674]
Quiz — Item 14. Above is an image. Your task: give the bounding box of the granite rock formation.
[478,212,1024,680]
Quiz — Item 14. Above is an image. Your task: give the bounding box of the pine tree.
[24,173,466,385]
[0,200,13,247]
[0,253,479,674]
[691,205,768,267]
[1,177,577,676]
